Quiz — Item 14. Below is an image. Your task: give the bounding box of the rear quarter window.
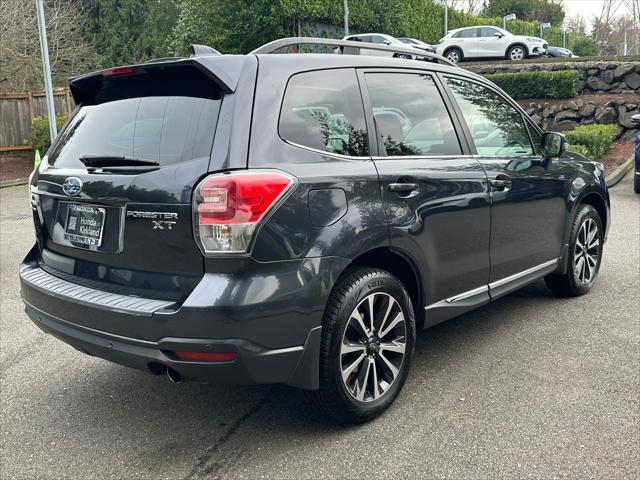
[279,69,369,157]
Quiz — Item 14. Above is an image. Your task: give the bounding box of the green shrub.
[572,36,598,57]
[24,114,69,150]
[566,143,589,158]
[564,124,617,161]
[484,70,578,100]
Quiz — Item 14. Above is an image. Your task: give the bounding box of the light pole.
[563,27,572,49]
[343,0,349,36]
[540,21,550,39]
[503,13,516,31]
[624,26,633,55]
[35,0,57,142]
[444,4,448,35]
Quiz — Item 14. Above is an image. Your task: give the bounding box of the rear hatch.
[30,60,237,301]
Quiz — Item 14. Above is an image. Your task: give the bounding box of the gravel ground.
[1,174,638,479]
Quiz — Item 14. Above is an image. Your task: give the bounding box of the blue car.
[634,114,640,193]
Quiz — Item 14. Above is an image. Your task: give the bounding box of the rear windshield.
[48,95,221,168]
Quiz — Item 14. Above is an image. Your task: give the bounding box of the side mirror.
[493,32,504,38]
[382,40,392,45]
[541,132,566,157]
[631,113,640,125]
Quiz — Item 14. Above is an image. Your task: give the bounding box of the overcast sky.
[564,0,605,25]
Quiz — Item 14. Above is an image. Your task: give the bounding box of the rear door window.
[455,28,479,38]
[364,72,461,156]
[279,69,369,156]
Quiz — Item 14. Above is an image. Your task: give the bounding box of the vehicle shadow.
[40,280,560,475]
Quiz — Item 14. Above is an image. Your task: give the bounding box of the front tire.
[311,268,416,424]
[545,204,603,296]
[507,45,526,61]
[634,169,640,193]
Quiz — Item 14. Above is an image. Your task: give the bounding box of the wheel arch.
[506,42,529,57]
[443,46,463,60]
[557,188,609,274]
[344,247,425,328]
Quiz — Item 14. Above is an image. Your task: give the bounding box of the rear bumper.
[20,247,349,389]
[24,302,322,388]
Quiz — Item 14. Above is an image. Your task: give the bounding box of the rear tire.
[545,204,603,297]
[634,170,640,193]
[444,48,462,64]
[310,268,416,424]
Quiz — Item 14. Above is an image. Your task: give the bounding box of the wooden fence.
[0,89,73,152]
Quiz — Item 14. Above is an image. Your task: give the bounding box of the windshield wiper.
[79,155,160,168]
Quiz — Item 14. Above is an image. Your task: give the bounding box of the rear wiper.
[79,155,160,168]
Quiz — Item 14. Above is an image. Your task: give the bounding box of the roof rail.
[250,37,456,67]
[189,44,221,57]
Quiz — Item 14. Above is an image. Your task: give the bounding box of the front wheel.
[634,169,640,193]
[507,45,526,61]
[310,268,416,424]
[545,204,603,296]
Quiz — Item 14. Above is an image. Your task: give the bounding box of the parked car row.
[342,27,581,64]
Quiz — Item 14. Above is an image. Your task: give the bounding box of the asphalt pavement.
[1,174,638,479]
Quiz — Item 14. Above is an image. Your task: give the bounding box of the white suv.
[435,26,547,63]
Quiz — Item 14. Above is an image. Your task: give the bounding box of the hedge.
[280,0,587,50]
[24,114,69,150]
[484,70,578,100]
[564,124,617,161]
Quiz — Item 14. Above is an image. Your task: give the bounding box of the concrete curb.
[605,156,634,188]
[0,178,29,189]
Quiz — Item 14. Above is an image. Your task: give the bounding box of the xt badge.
[126,210,178,230]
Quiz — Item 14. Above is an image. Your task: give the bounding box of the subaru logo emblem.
[62,177,83,196]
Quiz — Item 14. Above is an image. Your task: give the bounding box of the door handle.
[388,183,420,197]
[489,175,512,191]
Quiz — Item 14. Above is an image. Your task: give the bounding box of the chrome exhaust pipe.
[166,367,183,384]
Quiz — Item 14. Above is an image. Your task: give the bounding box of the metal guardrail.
[250,37,457,67]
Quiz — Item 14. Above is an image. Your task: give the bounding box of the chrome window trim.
[371,154,477,161]
[283,139,372,160]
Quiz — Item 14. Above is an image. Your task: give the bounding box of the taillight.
[193,170,295,254]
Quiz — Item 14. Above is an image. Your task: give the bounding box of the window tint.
[446,78,535,156]
[49,96,220,168]
[279,69,369,156]
[480,27,499,37]
[454,28,478,38]
[365,73,461,156]
[370,35,387,44]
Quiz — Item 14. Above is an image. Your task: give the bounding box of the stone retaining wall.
[464,60,640,94]
[517,94,639,142]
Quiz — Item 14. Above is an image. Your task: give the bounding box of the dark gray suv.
[20,38,610,424]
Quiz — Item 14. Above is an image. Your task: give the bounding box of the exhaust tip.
[166,367,183,384]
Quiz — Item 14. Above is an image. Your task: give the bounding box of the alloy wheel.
[340,292,407,402]
[446,50,460,63]
[573,218,600,285]
[509,47,525,60]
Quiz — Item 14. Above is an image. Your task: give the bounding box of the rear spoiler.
[68,56,247,105]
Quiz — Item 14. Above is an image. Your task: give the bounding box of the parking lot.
[0,175,638,479]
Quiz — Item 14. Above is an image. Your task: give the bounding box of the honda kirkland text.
[20,38,610,424]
